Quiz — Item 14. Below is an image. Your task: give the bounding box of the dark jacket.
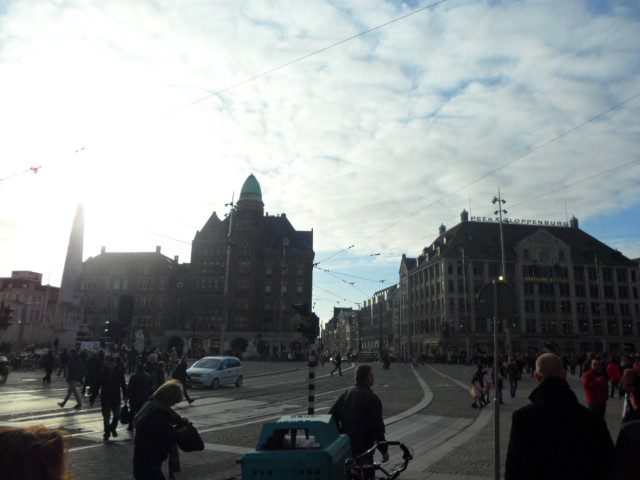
[330,383,387,456]
[145,364,160,391]
[608,419,640,479]
[172,363,189,384]
[133,399,183,476]
[66,355,83,382]
[42,352,55,370]
[128,371,153,408]
[505,377,614,480]
[85,355,101,381]
[90,367,127,407]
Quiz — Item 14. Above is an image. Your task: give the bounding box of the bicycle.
[346,441,413,480]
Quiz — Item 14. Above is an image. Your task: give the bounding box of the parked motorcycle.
[0,355,9,384]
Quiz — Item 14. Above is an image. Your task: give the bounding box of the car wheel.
[210,377,220,389]
[235,375,243,388]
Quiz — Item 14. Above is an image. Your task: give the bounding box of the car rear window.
[192,358,220,369]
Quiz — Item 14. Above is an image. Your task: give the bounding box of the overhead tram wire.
[168,0,450,115]
[371,155,640,258]
[509,158,640,209]
[314,266,386,283]
[321,90,640,261]
[314,244,354,267]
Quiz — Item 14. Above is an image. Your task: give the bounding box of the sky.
[1,0,639,325]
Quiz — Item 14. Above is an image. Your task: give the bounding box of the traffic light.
[292,303,319,341]
[0,302,14,330]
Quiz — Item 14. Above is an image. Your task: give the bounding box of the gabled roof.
[263,215,313,253]
[412,221,635,267]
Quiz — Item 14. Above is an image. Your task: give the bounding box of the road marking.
[204,442,252,455]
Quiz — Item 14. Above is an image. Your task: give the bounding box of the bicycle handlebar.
[347,441,413,480]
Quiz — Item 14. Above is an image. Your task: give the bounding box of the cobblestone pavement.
[421,364,625,480]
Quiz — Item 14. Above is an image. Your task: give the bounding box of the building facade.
[186,174,314,357]
[76,247,182,347]
[0,271,64,347]
[398,211,640,358]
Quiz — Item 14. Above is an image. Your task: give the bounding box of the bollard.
[308,342,316,414]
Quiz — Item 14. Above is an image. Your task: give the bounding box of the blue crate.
[240,414,352,480]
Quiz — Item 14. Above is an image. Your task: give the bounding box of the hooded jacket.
[505,377,614,480]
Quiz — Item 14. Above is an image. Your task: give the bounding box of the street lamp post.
[493,187,511,355]
[222,195,235,356]
[279,237,289,359]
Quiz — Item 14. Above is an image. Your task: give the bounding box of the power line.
[510,158,640,209]
[323,90,640,261]
[169,0,449,115]
[315,266,386,283]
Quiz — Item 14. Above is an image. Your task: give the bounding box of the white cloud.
[0,0,638,322]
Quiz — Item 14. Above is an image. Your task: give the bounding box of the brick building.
[187,174,314,357]
[398,210,640,358]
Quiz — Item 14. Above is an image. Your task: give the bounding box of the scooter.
[0,355,9,384]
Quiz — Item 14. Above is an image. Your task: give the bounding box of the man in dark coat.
[90,356,128,441]
[505,353,614,480]
[57,348,83,409]
[330,352,342,376]
[172,355,194,404]
[330,364,388,478]
[84,350,102,396]
[127,362,153,431]
[610,368,640,478]
[42,350,55,384]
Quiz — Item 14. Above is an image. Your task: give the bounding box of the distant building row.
[322,211,640,358]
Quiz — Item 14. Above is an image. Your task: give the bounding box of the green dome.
[239,174,263,204]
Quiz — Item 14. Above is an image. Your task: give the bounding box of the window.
[525,299,535,312]
[560,301,571,314]
[540,300,555,313]
[158,279,166,290]
[632,271,637,282]
[525,318,536,334]
[559,284,570,296]
[633,287,638,299]
[576,301,586,314]
[573,268,584,280]
[281,281,287,293]
[296,280,303,294]
[605,303,615,315]
[523,283,535,295]
[589,285,599,297]
[617,269,626,282]
[158,296,164,308]
[296,263,304,275]
[620,304,630,315]
[105,279,111,290]
[588,267,597,281]
[448,280,454,293]
[539,284,554,296]
[523,249,530,259]
[575,284,586,297]
[602,268,613,282]
[619,286,629,299]
[591,302,600,315]
[144,265,150,275]
[559,250,565,261]
[604,285,615,298]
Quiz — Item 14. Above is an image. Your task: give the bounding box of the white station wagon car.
[187,356,244,389]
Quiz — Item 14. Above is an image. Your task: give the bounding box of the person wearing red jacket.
[584,359,608,418]
[607,360,622,399]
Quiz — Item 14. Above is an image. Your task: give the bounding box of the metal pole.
[493,279,500,480]
[462,248,470,361]
[222,194,235,356]
[496,187,511,356]
[308,340,316,414]
[279,239,287,360]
